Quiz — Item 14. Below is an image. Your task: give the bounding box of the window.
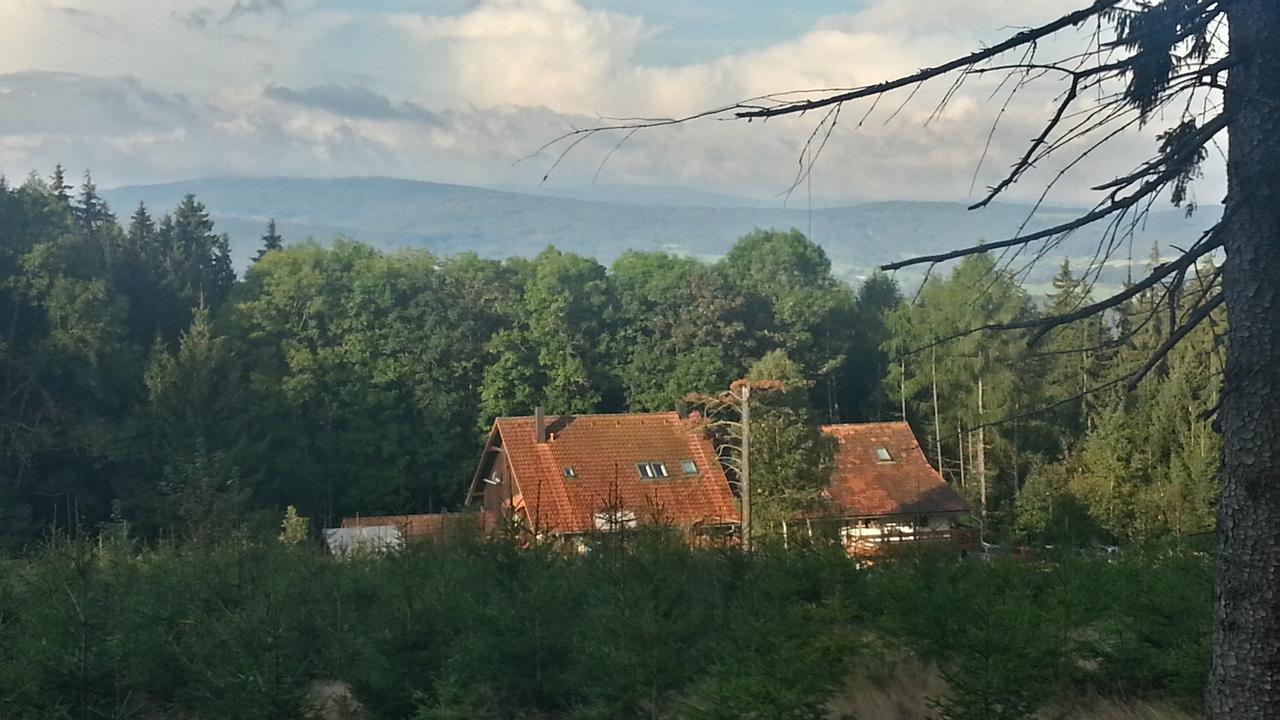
[593,508,638,531]
[875,447,893,462]
[681,459,698,475]
[563,467,576,478]
[637,462,669,479]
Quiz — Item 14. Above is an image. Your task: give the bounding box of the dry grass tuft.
[306,680,364,720]
[823,652,1198,720]
[824,650,947,720]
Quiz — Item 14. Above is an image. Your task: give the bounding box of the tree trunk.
[741,385,752,553]
[976,374,987,533]
[1208,2,1280,717]
[900,357,908,420]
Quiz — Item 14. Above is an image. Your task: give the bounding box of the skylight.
[564,467,576,478]
[681,459,698,475]
[637,462,669,479]
[875,447,893,462]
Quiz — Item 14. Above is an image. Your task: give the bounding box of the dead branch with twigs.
[531,0,1231,415]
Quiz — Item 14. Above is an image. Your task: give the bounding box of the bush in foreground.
[0,532,1210,719]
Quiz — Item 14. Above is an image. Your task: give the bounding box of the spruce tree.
[116,202,171,347]
[49,164,71,205]
[253,218,284,263]
[127,203,155,255]
[166,195,235,308]
[76,171,116,239]
[1042,259,1109,448]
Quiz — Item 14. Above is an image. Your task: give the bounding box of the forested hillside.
[1,168,1219,549]
[100,176,1213,290]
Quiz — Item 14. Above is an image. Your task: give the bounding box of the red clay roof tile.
[819,422,969,518]
[488,412,739,534]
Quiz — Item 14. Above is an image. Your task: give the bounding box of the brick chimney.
[535,405,547,443]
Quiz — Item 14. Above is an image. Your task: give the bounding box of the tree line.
[0,166,1219,549]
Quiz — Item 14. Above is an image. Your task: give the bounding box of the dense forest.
[0,167,1220,549]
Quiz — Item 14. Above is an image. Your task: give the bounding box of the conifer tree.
[127,203,155,256]
[253,218,284,263]
[162,195,235,312]
[1042,260,1109,448]
[49,164,71,205]
[122,306,255,536]
[75,170,116,239]
[885,254,1049,522]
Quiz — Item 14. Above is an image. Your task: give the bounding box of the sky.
[0,0,1226,206]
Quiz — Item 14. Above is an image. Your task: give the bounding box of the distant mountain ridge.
[102,176,1214,287]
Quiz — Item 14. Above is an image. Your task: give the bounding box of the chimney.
[535,405,547,443]
[675,400,689,419]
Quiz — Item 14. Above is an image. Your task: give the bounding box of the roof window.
[681,459,698,475]
[637,462,668,479]
[875,447,893,462]
[564,467,576,478]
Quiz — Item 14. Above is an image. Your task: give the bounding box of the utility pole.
[686,379,783,553]
[932,347,943,472]
[741,384,752,553]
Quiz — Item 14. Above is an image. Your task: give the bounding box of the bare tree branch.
[1126,292,1224,391]
[733,0,1124,121]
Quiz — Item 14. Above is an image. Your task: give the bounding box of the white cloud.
[0,0,1227,206]
[391,0,648,114]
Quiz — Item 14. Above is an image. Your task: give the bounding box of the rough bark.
[1208,1,1280,716]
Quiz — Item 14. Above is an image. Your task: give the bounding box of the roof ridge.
[495,411,682,421]
[821,421,912,429]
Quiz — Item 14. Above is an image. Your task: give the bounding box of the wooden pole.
[932,347,943,472]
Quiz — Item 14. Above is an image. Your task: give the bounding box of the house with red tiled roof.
[465,408,739,540]
[334,414,969,556]
[811,422,973,555]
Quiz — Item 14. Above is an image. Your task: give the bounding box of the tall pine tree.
[253,219,284,263]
